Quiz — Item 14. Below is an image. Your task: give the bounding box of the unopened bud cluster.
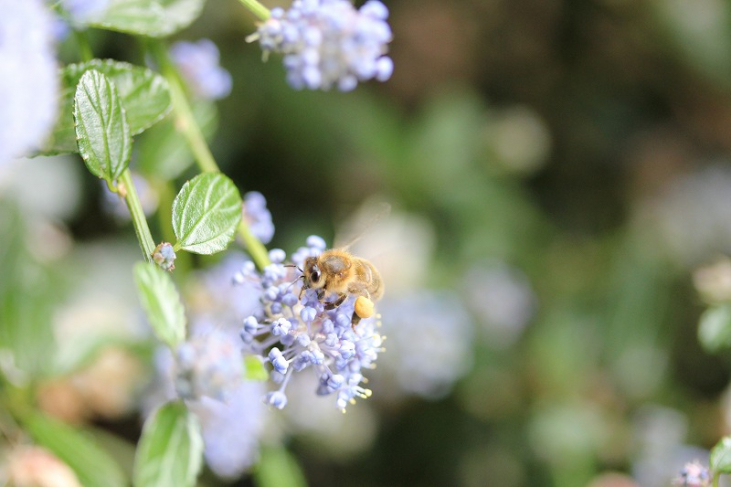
[252,0,393,91]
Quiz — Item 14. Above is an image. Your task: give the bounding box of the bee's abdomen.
[357,259,383,301]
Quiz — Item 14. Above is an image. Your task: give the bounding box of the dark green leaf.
[74,70,132,182]
[698,304,731,353]
[172,173,242,255]
[25,412,127,487]
[88,0,205,37]
[134,401,203,487]
[711,436,731,474]
[134,262,186,349]
[43,60,171,155]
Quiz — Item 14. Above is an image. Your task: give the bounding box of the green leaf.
[74,70,132,182]
[0,201,57,379]
[88,0,205,37]
[698,304,731,353]
[25,412,127,487]
[711,436,731,474]
[253,445,308,487]
[134,262,186,349]
[172,173,242,255]
[43,60,171,155]
[244,355,268,381]
[134,401,203,487]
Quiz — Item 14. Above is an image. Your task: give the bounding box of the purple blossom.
[145,324,268,479]
[235,236,384,411]
[170,39,233,100]
[60,0,111,24]
[242,191,275,244]
[374,291,473,400]
[0,0,58,166]
[674,461,711,487]
[173,330,244,402]
[187,381,267,479]
[251,0,393,91]
[152,242,177,271]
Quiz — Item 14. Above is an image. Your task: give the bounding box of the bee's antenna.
[284,264,303,273]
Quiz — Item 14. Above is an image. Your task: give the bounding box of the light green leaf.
[711,436,731,474]
[74,70,132,182]
[89,0,205,37]
[254,445,308,487]
[134,262,186,349]
[244,355,268,381]
[172,173,242,255]
[25,412,127,487]
[43,60,171,155]
[134,401,204,487]
[67,60,171,135]
[0,201,58,379]
[698,304,731,353]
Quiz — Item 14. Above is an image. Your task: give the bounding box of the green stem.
[237,0,271,21]
[148,40,271,270]
[151,41,220,174]
[73,29,94,62]
[120,170,156,262]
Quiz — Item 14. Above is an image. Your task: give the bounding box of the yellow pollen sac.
[354,296,375,319]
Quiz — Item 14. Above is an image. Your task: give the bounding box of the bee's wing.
[334,200,391,250]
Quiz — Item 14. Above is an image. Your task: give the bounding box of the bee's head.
[303,256,324,290]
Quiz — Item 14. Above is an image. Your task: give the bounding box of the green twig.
[120,170,156,262]
[237,0,271,21]
[73,29,94,62]
[148,40,271,270]
[150,41,220,174]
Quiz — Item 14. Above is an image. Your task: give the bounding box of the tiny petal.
[152,242,177,271]
[265,390,288,409]
[171,39,232,100]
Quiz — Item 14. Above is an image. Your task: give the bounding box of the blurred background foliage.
[9,0,731,486]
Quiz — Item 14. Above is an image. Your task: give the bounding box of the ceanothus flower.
[674,461,711,487]
[242,191,275,244]
[170,39,233,100]
[235,237,384,411]
[174,329,244,402]
[59,0,112,24]
[0,0,58,166]
[374,290,473,400]
[145,323,268,479]
[251,0,393,91]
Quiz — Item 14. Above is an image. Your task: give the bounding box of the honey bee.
[301,249,383,328]
[299,203,388,328]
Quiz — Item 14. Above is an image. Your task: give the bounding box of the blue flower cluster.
[152,242,177,271]
[242,191,275,245]
[675,461,710,487]
[174,329,244,402]
[253,0,394,91]
[0,0,58,166]
[170,39,233,100]
[147,323,267,479]
[60,0,111,24]
[235,236,383,411]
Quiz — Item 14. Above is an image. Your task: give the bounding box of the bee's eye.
[310,265,321,283]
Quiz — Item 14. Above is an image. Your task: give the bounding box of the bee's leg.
[350,312,362,331]
[324,293,347,310]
